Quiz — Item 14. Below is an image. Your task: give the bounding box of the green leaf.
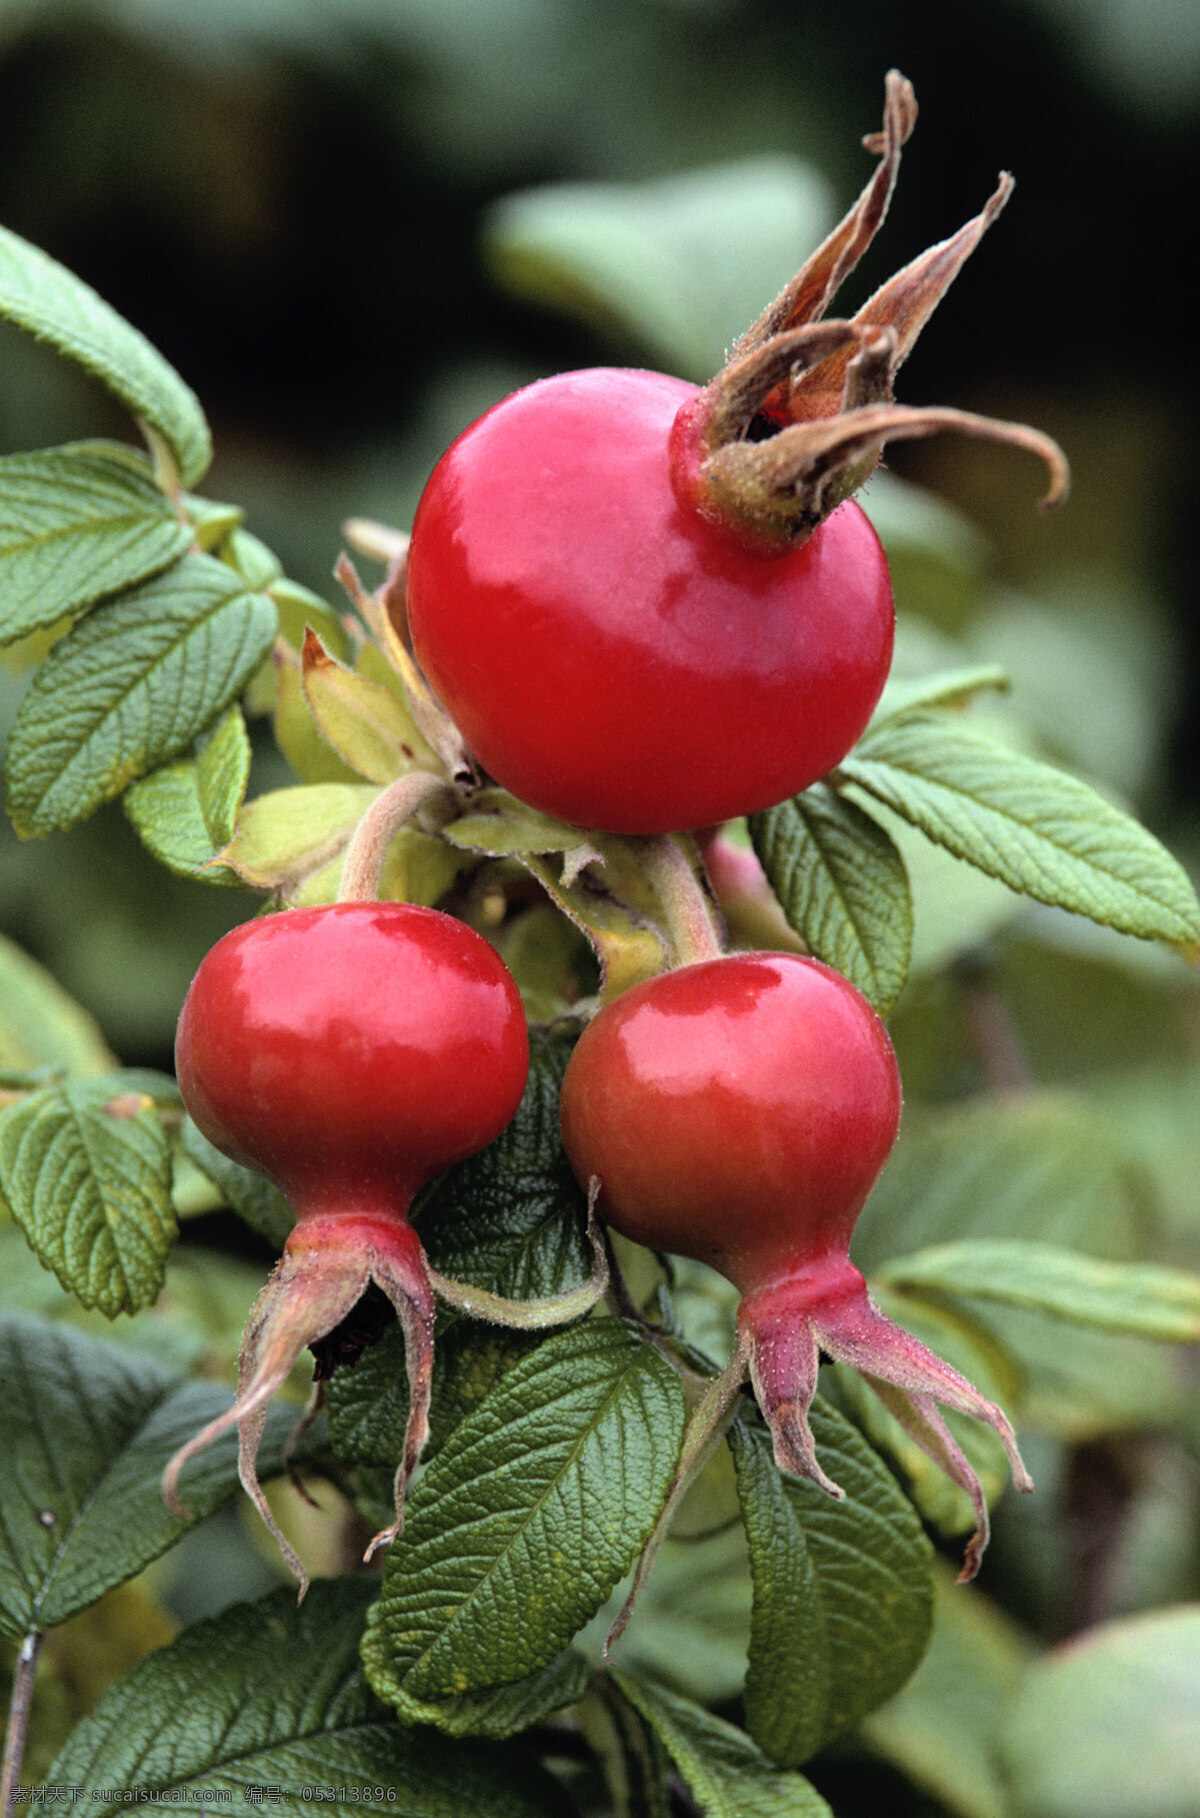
[728,1406,933,1766]
[1000,1607,1200,1818]
[0,1313,313,1635]
[179,1118,293,1252]
[750,785,912,1015]
[361,1320,686,1709]
[863,1565,1032,1818]
[418,1027,591,1295]
[0,442,192,645]
[851,1092,1149,1275]
[329,1316,542,1476]
[881,1239,1200,1343]
[607,1667,833,1818]
[221,525,283,589]
[579,1680,674,1818]
[122,704,252,880]
[49,1577,575,1816]
[871,663,1010,727]
[327,1031,592,1467]
[357,1646,592,1741]
[0,1072,180,1315]
[0,933,116,1077]
[0,224,212,488]
[4,554,276,836]
[591,1516,753,1710]
[486,156,835,382]
[841,714,1200,953]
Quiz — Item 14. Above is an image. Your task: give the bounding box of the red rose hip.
[405,366,895,835]
[164,901,529,1587]
[560,953,1031,1578]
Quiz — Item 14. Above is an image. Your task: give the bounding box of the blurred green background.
[4,11,1200,1812]
[1,0,1197,1063]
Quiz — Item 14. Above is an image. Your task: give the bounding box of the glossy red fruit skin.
[558,952,901,1295]
[175,901,530,1221]
[406,367,895,835]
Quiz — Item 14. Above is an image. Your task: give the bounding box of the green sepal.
[301,626,440,784]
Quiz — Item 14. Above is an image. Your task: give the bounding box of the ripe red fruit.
[559,953,1031,1577]
[163,901,529,1585]
[405,366,894,835]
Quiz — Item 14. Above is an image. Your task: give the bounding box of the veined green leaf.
[608,1667,833,1818]
[48,1578,574,1815]
[122,704,252,880]
[729,1406,933,1767]
[359,1647,591,1741]
[0,1071,179,1315]
[0,224,211,487]
[0,442,191,644]
[4,554,276,836]
[0,1314,316,1635]
[750,784,912,1014]
[881,1239,1200,1342]
[417,1027,590,1294]
[361,1320,686,1709]
[841,714,1200,953]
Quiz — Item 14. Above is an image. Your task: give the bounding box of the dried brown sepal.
[702,400,1070,542]
[676,73,1068,549]
[733,70,918,360]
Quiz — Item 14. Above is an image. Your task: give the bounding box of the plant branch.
[639,834,726,967]
[2,1629,41,1818]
